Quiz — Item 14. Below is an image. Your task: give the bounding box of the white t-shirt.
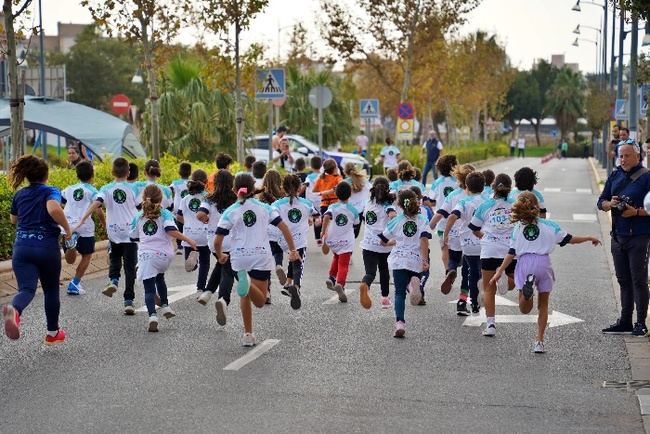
[389,179,426,194]
[199,201,232,253]
[96,181,141,244]
[380,145,400,169]
[177,192,208,247]
[508,188,547,213]
[381,213,431,273]
[451,193,484,256]
[355,135,369,151]
[129,209,177,257]
[509,218,570,256]
[304,172,321,206]
[517,138,526,149]
[273,149,293,171]
[323,202,360,254]
[272,196,319,250]
[61,182,98,237]
[470,197,514,259]
[360,200,396,253]
[170,178,190,213]
[426,175,457,228]
[217,198,281,272]
[437,188,466,250]
[140,180,173,210]
[346,178,371,213]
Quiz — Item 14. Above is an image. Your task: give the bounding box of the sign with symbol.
[308,85,332,109]
[110,94,131,115]
[397,102,414,120]
[615,98,628,121]
[462,310,583,328]
[359,99,379,119]
[397,118,414,141]
[256,68,285,100]
[641,85,649,117]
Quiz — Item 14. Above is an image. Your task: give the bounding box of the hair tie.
[404,198,410,207]
[497,183,505,188]
[237,187,248,196]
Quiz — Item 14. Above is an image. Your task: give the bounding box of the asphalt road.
[0,157,642,433]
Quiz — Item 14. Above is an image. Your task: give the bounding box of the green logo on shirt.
[523,224,540,241]
[189,198,201,212]
[143,219,158,236]
[443,186,454,197]
[180,190,189,198]
[243,210,257,227]
[335,214,348,227]
[288,208,302,223]
[403,220,417,237]
[73,188,84,201]
[365,210,377,225]
[113,188,127,204]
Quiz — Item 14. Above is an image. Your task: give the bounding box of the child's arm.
[321,214,331,240]
[489,253,515,285]
[429,212,443,230]
[175,213,185,224]
[46,200,72,238]
[442,213,458,247]
[77,200,102,228]
[420,236,430,271]
[10,214,17,224]
[167,230,197,249]
[214,234,229,264]
[567,235,601,246]
[277,221,299,261]
[196,211,209,224]
[93,208,106,230]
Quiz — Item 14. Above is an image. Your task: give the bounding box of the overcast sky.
[38,0,648,73]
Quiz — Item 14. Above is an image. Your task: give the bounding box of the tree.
[526,60,558,145]
[584,81,612,140]
[506,70,539,135]
[81,0,191,160]
[611,1,650,19]
[546,68,586,141]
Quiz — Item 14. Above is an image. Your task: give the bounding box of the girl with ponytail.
[143,159,173,210]
[389,160,426,193]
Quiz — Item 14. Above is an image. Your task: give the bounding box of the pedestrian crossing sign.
[256,68,286,100]
[359,99,380,119]
[615,98,628,121]
[641,85,649,117]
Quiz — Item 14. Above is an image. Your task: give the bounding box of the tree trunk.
[533,120,541,146]
[482,105,488,142]
[141,20,159,160]
[4,1,25,161]
[472,110,480,141]
[234,21,244,164]
[400,2,420,103]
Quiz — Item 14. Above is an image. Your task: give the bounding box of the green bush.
[0,154,237,260]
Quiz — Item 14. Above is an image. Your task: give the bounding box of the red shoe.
[44,329,66,346]
[3,304,20,340]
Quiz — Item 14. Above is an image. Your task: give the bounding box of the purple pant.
[514,254,555,293]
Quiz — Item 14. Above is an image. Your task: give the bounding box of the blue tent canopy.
[0,96,146,159]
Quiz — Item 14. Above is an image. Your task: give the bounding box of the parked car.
[247,134,372,176]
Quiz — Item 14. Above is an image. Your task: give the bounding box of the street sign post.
[256,68,286,161]
[110,94,131,116]
[397,102,414,120]
[359,99,379,148]
[309,85,333,154]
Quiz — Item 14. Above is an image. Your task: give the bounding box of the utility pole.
[629,14,639,137]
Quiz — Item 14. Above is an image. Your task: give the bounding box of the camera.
[613,195,634,212]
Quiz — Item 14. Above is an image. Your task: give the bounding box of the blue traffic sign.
[641,85,649,117]
[397,102,414,120]
[256,68,286,100]
[359,99,379,119]
[615,98,628,121]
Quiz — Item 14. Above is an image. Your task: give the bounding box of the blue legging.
[12,243,61,331]
[392,269,420,323]
[143,273,169,316]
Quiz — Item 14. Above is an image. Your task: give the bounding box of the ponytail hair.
[8,155,49,190]
[142,184,163,220]
[397,160,415,182]
[282,173,302,205]
[397,189,420,218]
[206,170,237,212]
[144,159,162,178]
[510,191,539,225]
[234,173,256,204]
[370,176,395,205]
[492,173,512,199]
[452,163,475,189]
[343,162,366,193]
[187,169,208,195]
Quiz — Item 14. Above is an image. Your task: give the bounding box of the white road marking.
[576,188,592,194]
[462,310,583,327]
[543,187,562,193]
[323,288,357,304]
[447,295,517,306]
[135,284,197,313]
[572,213,598,222]
[223,339,280,371]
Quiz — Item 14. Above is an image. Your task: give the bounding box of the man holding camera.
[598,140,650,336]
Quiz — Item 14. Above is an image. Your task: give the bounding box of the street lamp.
[572,0,581,12]
[573,37,598,47]
[574,24,601,35]
[131,70,144,85]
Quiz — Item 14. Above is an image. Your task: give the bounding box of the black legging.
[361,249,390,297]
[287,248,306,288]
[314,205,329,240]
[205,252,235,305]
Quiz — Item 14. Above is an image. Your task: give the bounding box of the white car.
[247,134,372,175]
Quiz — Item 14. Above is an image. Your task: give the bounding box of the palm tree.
[546,68,585,142]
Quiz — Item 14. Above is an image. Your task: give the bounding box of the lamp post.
[38,0,46,161]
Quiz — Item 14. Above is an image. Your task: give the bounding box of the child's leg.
[392,270,409,322]
[206,254,222,294]
[447,248,462,272]
[37,250,62,332]
[328,253,340,282]
[482,269,497,317]
[156,273,169,305]
[123,243,138,302]
[361,249,379,287]
[108,241,123,284]
[143,277,157,315]
[11,246,40,315]
[249,274,268,308]
[459,255,470,301]
[196,246,211,291]
[336,252,352,287]
[218,255,235,305]
[289,248,306,288]
[518,291,534,314]
[378,253,391,297]
[467,255,481,305]
[537,292,550,342]
[270,241,283,267]
[420,248,431,296]
[75,254,92,281]
[175,219,183,250]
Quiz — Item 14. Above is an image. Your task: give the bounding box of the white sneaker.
[197,291,212,305]
[148,315,159,332]
[185,250,199,272]
[215,298,227,326]
[242,332,256,347]
[158,304,176,319]
[497,273,509,295]
[482,324,496,337]
[533,341,545,353]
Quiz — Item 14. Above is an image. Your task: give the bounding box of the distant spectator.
[252,160,267,193]
[509,137,517,157]
[67,145,84,167]
[355,130,369,157]
[272,125,288,151]
[517,136,526,158]
[560,140,569,159]
[421,130,443,184]
[272,136,294,171]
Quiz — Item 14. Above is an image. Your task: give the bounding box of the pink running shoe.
[44,329,66,346]
[380,297,393,309]
[408,276,422,306]
[3,304,20,340]
[393,321,405,338]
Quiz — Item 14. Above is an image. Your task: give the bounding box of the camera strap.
[610,167,649,240]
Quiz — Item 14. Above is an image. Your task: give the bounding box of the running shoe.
[522,274,536,301]
[325,277,336,291]
[64,248,77,265]
[158,304,176,319]
[197,291,212,305]
[124,301,135,316]
[285,285,301,310]
[63,232,79,251]
[471,302,481,314]
[380,297,392,309]
[265,293,272,305]
[102,281,118,297]
[456,300,470,316]
[359,282,372,309]
[215,298,227,326]
[393,321,405,338]
[242,332,256,347]
[321,243,330,255]
[418,299,427,306]
[154,293,161,307]
[236,270,250,297]
[3,304,20,340]
[185,250,199,272]
[275,265,287,286]
[533,341,545,353]
[67,281,86,296]
[316,239,323,247]
[333,284,347,303]
[44,329,66,345]
[408,276,422,306]
[176,247,183,256]
[601,319,633,335]
[441,269,457,295]
[497,273,509,296]
[632,322,648,337]
[482,324,496,337]
[148,315,159,332]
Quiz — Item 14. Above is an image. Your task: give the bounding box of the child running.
[258,169,284,304]
[359,176,396,309]
[343,162,370,238]
[4,155,71,344]
[490,192,600,353]
[321,182,359,303]
[411,185,431,305]
[61,161,105,295]
[509,167,547,218]
[379,189,431,338]
[313,158,343,247]
[143,159,173,210]
[272,174,320,309]
[214,174,299,346]
[389,160,426,193]
[481,169,495,199]
[170,161,192,254]
[304,156,323,243]
[469,173,516,337]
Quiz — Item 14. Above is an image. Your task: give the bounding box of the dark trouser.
[448,248,463,272]
[420,248,431,298]
[518,148,525,157]
[421,160,437,185]
[463,255,481,305]
[143,273,168,316]
[108,241,137,301]
[314,205,329,240]
[184,246,211,291]
[611,235,650,324]
[362,249,390,297]
[510,147,516,157]
[287,248,306,288]
[393,269,420,323]
[12,243,61,331]
[175,219,184,249]
[206,252,235,304]
[270,241,284,267]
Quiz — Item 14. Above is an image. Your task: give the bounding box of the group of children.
[4,150,600,353]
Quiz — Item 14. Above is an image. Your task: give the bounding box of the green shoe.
[236,270,250,297]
